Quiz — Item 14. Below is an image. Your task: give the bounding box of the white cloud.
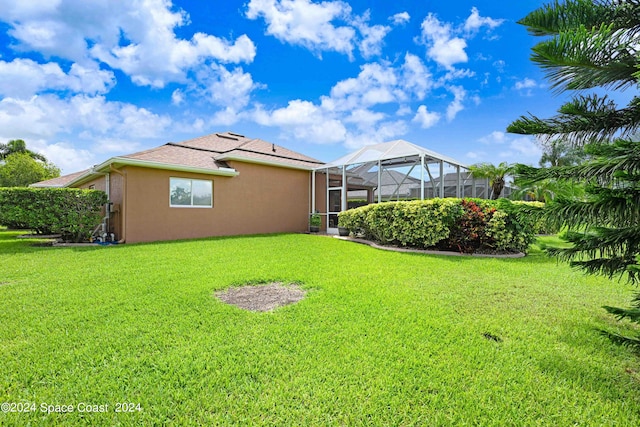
[466,151,486,160]
[323,62,398,112]
[441,68,475,83]
[210,107,242,126]
[0,59,114,98]
[446,86,466,121]
[412,105,440,129]
[246,0,356,58]
[344,109,385,126]
[246,0,392,59]
[343,120,407,149]
[515,77,537,90]
[200,65,260,111]
[464,7,504,35]
[0,0,256,88]
[479,130,507,144]
[505,137,542,158]
[90,30,256,88]
[396,105,412,116]
[353,11,391,59]
[322,55,433,113]
[0,93,174,173]
[256,100,347,144]
[171,89,184,106]
[418,8,503,70]
[478,131,541,164]
[419,13,467,69]
[252,54,439,148]
[389,12,410,26]
[91,138,141,155]
[29,140,96,173]
[400,53,433,100]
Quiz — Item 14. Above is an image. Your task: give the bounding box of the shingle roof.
[177,132,324,169]
[31,132,325,188]
[120,144,229,171]
[30,169,90,188]
[121,132,323,171]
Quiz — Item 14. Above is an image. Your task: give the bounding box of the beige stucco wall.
[313,171,328,230]
[77,173,124,240]
[119,162,313,243]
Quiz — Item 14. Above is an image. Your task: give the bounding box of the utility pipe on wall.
[109,164,127,244]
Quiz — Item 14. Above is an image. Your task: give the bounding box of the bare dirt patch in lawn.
[216,282,306,312]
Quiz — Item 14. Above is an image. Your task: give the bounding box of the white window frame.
[169,177,213,208]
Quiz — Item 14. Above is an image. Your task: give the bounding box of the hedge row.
[0,188,108,242]
[338,198,542,254]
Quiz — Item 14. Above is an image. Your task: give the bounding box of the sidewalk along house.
[33,132,327,243]
[33,134,490,242]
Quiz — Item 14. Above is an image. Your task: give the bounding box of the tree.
[469,162,513,199]
[538,138,585,167]
[507,0,640,350]
[0,139,47,162]
[511,177,584,203]
[0,152,60,187]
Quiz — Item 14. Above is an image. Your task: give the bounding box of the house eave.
[65,157,239,187]
[216,154,323,171]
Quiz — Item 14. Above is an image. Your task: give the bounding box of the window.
[170,178,213,208]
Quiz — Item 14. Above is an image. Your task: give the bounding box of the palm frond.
[519,0,640,36]
[518,0,614,36]
[544,191,640,228]
[532,24,639,92]
[545,226,640,282]
[603,305,640,323]
[513,140,640,185]
[600,329,640,351]
[507,96,640,145]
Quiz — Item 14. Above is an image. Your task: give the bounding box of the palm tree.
[507,0,640,350]
[468,162,513,199]
[538,138,584,168]
[511,177,584,203]
[0,139,47,162]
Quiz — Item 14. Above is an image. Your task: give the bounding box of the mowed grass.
[0,230,639,426]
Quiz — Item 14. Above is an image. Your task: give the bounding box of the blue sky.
[0,0,567,174]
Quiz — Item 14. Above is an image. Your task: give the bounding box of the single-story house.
[34,133,486,243]
[34,132,328,243]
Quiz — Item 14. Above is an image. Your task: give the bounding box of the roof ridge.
[166,142,323,165]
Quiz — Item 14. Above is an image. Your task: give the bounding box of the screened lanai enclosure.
[312,140,498,234]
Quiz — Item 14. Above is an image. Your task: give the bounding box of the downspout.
[311,169,316,214]
[110,164,127,243]
[104,172,110,238]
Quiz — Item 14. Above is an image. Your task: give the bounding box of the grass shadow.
[0,230,106,255]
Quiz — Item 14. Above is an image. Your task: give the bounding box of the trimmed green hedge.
[0,188,108,242]
[338,198,540,254]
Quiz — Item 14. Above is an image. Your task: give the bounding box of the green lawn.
[0,230,639,426]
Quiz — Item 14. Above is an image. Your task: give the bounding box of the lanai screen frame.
[312,140,486,221]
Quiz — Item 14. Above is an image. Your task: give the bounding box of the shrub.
[438,199,495,253]
[339,198,537,254]
[309,213,321,227]
[339,199,463,248]
[512,200,557,234]
[0,188,108,242]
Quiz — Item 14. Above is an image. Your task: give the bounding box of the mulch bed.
[215,282,306,312]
